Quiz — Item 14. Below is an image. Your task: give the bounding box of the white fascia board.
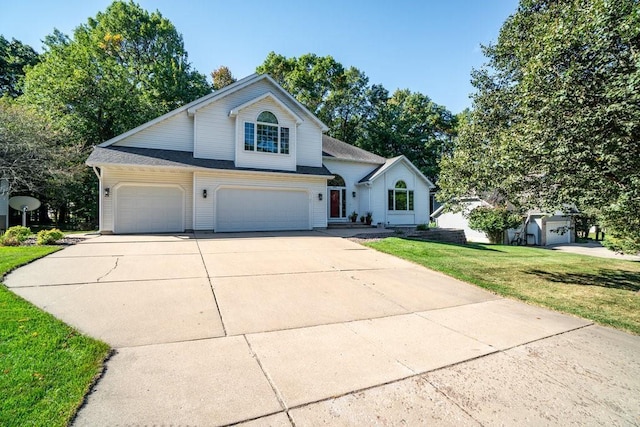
[322,155,385,166]
[262,74,329,132]
[229,91,304,125]
[365,156,436,189]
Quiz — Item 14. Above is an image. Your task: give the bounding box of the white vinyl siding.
[115,185,184,233]
[115,113,193,152]
[434,200,492,243]
[101,167,193,233]
[296,123,323,167]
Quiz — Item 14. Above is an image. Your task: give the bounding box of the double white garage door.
[216,188,310,232]
[115,185,310,233]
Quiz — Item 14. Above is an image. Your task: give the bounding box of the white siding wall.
[234,98,297,171]
[296,121,323,167]
[435,200,491,243]
[194,79,323,167]
[323,159,379,221]
[377,161,430,226]
[101,167,193,232]
[115,113,193,151]
[193,171,327,231]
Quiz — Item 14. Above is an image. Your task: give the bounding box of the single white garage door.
[115,185,184,233]
[545,221,571,245]
[216,188,310,232]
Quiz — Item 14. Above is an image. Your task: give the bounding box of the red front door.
[330,189,340,218]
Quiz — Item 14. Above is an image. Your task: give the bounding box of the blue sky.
[1,0,519,113]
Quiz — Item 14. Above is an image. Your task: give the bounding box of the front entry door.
[329,187,346,219]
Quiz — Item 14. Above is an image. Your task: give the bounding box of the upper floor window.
[388,180,414,211]
[244,111,290,154]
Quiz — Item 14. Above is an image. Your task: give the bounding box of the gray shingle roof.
[322,135,386,164]
[86,146,333,176]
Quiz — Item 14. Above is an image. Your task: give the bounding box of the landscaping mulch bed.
[21,236,86,246]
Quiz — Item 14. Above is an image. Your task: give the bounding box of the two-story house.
[86,74,434,233]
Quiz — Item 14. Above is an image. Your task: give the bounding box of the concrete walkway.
[4,232,639,426]
[547,241,640,261]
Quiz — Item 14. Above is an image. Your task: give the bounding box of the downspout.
[92,166,102,233]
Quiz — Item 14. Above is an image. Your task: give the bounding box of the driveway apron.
[4,231,639,426]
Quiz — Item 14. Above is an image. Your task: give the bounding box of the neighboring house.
[86,73,434,234]
[431,196,577,245]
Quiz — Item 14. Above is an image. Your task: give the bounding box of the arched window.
[328,174,346,187]
[388,180,414,211]
[244,110,290,154]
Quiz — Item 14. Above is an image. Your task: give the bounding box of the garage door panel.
[217,188,309,232]
[116,186,184,234]
[546,221,571,245]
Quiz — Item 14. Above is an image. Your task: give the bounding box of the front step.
[327,222,375,229]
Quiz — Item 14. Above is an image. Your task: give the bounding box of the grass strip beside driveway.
[0,246,110,427]
[366,238,640,335]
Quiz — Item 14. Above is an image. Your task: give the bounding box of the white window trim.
[388,181,415,212]
[243,110,290,156]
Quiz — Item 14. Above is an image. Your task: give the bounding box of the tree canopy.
[256,52,456,182]
[16,0,211,226]
[0,99,78,195]
[438,0,640,253]
[0,35,39,98]
[21,0,211,147]
[211,65,236,90]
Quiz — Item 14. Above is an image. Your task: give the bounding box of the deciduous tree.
[211,65,236,90]
[20,0,211,225]
[438,0,640,252]
[0,35,39,98]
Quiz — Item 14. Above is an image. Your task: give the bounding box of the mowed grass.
[0,246,110,427]
[366,238,640,335]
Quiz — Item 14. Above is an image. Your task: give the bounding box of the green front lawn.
[367,238,640,335]
[0,246,110,427]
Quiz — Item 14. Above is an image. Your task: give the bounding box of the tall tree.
[211,65,236,90]
[358,88,456,182]
[257,52,456,181]
[0,35,39,98]
[256,52,368,143]
[438,0,640,253]
[0,99,78,195]
[22,0,211,146]
[20,0,211,225]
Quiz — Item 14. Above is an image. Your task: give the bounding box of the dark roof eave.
[87,146,333,177]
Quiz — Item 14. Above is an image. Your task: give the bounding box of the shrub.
[1,226,31,246]
[36,229,65,245]
[467,206,522,244]
[416,223,429,231]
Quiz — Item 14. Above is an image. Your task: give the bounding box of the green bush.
[416,223,429,231]
[36,229,65,245]
[1,226,31,246]
[468,206,522,244]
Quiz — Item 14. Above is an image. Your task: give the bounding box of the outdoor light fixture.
[352,191,356,198]
[104,187,110,197]
[203,189,207,198]
[318,193,323,201]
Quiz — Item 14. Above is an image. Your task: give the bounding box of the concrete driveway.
[4,231,639,426]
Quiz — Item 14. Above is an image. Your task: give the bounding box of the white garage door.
[216,188,310,232]
[546,221,571,245]
[115,185,184,233]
